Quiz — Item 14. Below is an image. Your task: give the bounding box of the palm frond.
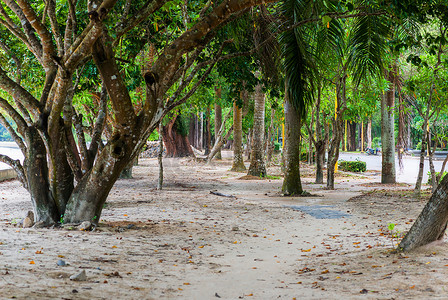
[279,0,316,118]
[347,12,391,85]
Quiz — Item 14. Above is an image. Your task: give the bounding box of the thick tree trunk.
[24,127,59,224]
[399,175,448,252]
[348,122,357,151]
[214,102,222,160]
[231,102,246,172]
[381,68,396,184]
[282,99,303,195]
[248,84,266,177]
[162,116,194,158]
[64,134,137,224]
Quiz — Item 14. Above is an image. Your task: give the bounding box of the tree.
[247,83,267,177]
[230,100,246,172]
[0,0,273,225]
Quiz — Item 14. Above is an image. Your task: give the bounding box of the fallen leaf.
[112,245,117,249]
[301,249,311,252]
[35,250,43,254]
[183,283,190,285]
[410,285,415,289]
[29,261,35,265]
[321,270,329,274]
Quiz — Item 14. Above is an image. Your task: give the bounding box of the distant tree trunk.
[245,129,252,159]
[366,119,372,149]
[248,84,267,177]
[399,175,448,252]
[381,67,396,184]
[231,102,246,171]
[327,73,346,189]
[348,122,357,151]
[428,134,437,192]
[157,121,163,190]
[282,96,303,195]
[214,94,222,159]
[199,112,204,150]
[207,110,233,163]
[204,105,211,155]
[266,107,276,166]
[163,115,194,158]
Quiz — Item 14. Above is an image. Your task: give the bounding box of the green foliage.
[372,137,381,148]
[338,160,366,172]
[427,171,447,184]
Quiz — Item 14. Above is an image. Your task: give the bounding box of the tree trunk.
[428,134,437,192]
[207,110,233,164]
[204,105,211,155]
[415,123,430,194]
[367,119,372,149]
[157,121,164,190]
[162,115,194,158]
[282,99,303,195]
[315,141,325,184]
[214,103,223,159]
[266,107,276,166]
[24,127,60,224]
[381,68,396,184]
[231,101,246,172]
[248,84,266,177]
[327,73,346,189]
[398,175,448,252]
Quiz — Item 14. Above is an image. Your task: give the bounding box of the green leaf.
[388,223,395,231]
[322,15,332,26]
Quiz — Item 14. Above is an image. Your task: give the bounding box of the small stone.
[126,224,135,229]
[231,226,239,231]
[22,211,34,228]
[70,270,87,281]
[78,221,92,231]
[72,289,78,294]
[56,260,66,266]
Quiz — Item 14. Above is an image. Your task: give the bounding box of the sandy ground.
[0,152,447,300]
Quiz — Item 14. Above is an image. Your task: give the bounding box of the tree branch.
[0,113,26,154]
[0,154,27,190]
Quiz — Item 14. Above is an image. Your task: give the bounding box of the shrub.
[274,142,281,151]
[338,160,366,172]
[427,171,448,185]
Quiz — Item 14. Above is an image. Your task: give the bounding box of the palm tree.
[247,83,267,177]
[231,100,246,172]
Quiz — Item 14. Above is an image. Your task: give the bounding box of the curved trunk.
[63,134,136,224]
[231,101,246,172]
[381,68,396,184]
[282,100,303,195]
[266,107,276,166]
[399,175,448,252]
[248,84,266,177]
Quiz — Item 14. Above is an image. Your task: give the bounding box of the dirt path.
[0,155,446,299]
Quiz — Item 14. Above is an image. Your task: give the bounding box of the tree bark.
[248,84,266,177]
[214,100,222,159]
[204,105,211,155]
[399,175,448,252]
[327,73,346,189]
[367,119,372,149]
[282,99,303,195]
[162,115,194,158]
[266,107,276,166]
[231,101,246,172]
[381,67,396,184]
[157,121,163,190]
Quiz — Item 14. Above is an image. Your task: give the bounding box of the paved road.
[339,152,445,184]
